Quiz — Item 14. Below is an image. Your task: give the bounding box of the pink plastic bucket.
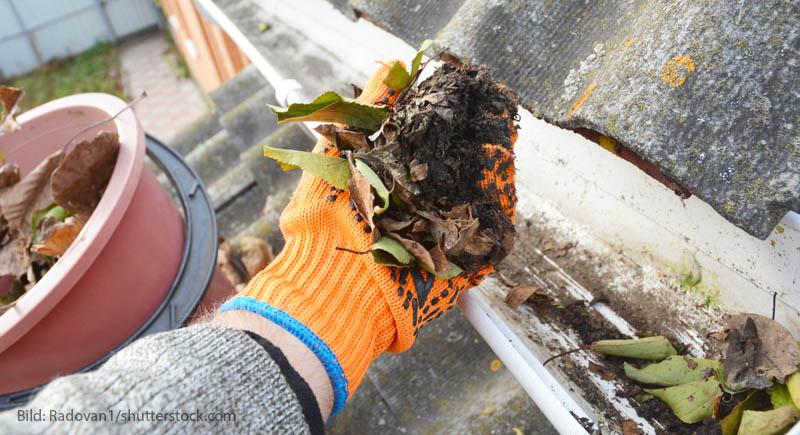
[0,94,185,394]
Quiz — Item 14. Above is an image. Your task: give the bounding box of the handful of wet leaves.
[0,94,120,315]
[544,313,800,434]
[263,42,518,278]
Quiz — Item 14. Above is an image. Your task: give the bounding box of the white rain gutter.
[457,291,592,434]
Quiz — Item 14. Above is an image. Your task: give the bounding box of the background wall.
[0,0,160,79]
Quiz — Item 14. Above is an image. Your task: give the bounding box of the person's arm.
[213,310,333,420]
[0,322,325,434]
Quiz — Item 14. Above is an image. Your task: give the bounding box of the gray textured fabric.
[0,324,311,434]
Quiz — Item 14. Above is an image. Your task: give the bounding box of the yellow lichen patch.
[621,38,635,52]
[566,82,598,120]
[659,55,695,87]
[490,359,503,371]
[777,225,785,233]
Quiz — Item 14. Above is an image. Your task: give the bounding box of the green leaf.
[738,407,800,435]
[644,377,720,424]
[267,91,389,131]
[354,159,389,214]
[593,336,678,360]
[410,39,433,80]
[624,355,720,386]
[719,390,768,435]
[769,383,796,409]
[263,146,352,189]
[382,40,433,92]
[788,372,800,408]
[31,203,73,242]
[371,236,415,267]
[382,62,411,91]
[419,258,463,280]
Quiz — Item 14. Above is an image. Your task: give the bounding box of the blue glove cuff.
[221,296,349,417]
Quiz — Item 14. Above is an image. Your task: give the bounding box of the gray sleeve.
[0,323,313,434]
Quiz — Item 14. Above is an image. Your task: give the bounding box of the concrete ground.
[119,31,210,143]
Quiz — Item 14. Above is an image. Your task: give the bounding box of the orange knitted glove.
[221,62,517,416]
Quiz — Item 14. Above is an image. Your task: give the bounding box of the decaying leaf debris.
[363,63,518,273]
[0,130,120,312]
[719,313,800,390]
[265,45,519,278]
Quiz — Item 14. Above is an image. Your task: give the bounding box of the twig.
[542,344,595,367]
[334,246,371,255]
[772,292,778,320]
[62,91,147,151]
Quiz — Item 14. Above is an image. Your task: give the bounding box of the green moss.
[679,270,720,308]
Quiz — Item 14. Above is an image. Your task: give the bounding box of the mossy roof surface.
[330,0,800,239]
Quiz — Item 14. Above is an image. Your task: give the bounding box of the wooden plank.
[202,20,236,81]
[172,0,222,92]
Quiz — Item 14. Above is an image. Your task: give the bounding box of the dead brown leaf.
[235,236,273,278]
[32,215,87,257]
[0,150,62,234]
[448,218,480,256]
[51,131,119,215]
[0,85,24,132]
[346,155,380,242]
[217,239,247,289]
[443,204,471,220]
[409,161,428,182]
[375,216,415,232]
[0,236,30,278]
[0,216,9,246]
[386,232,436,272]
[504,285,539,310]
[314,124,370,151]
[350,84,362,99]
[464,230,495,257]
[621,419,643,435]
[722,313,800,390]
[411,219,429,234]
[0,163,20,189]
[417,209,484,257]
[429,242,449,274]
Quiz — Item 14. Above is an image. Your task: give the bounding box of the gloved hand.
[221,61,517,417]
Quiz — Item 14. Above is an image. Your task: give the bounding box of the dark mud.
[368,63,518,271]
[494,216,724,434]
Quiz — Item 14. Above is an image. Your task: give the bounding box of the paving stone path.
[119,31,210,143]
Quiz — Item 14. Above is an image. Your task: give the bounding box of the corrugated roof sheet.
[331,0,799,239]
